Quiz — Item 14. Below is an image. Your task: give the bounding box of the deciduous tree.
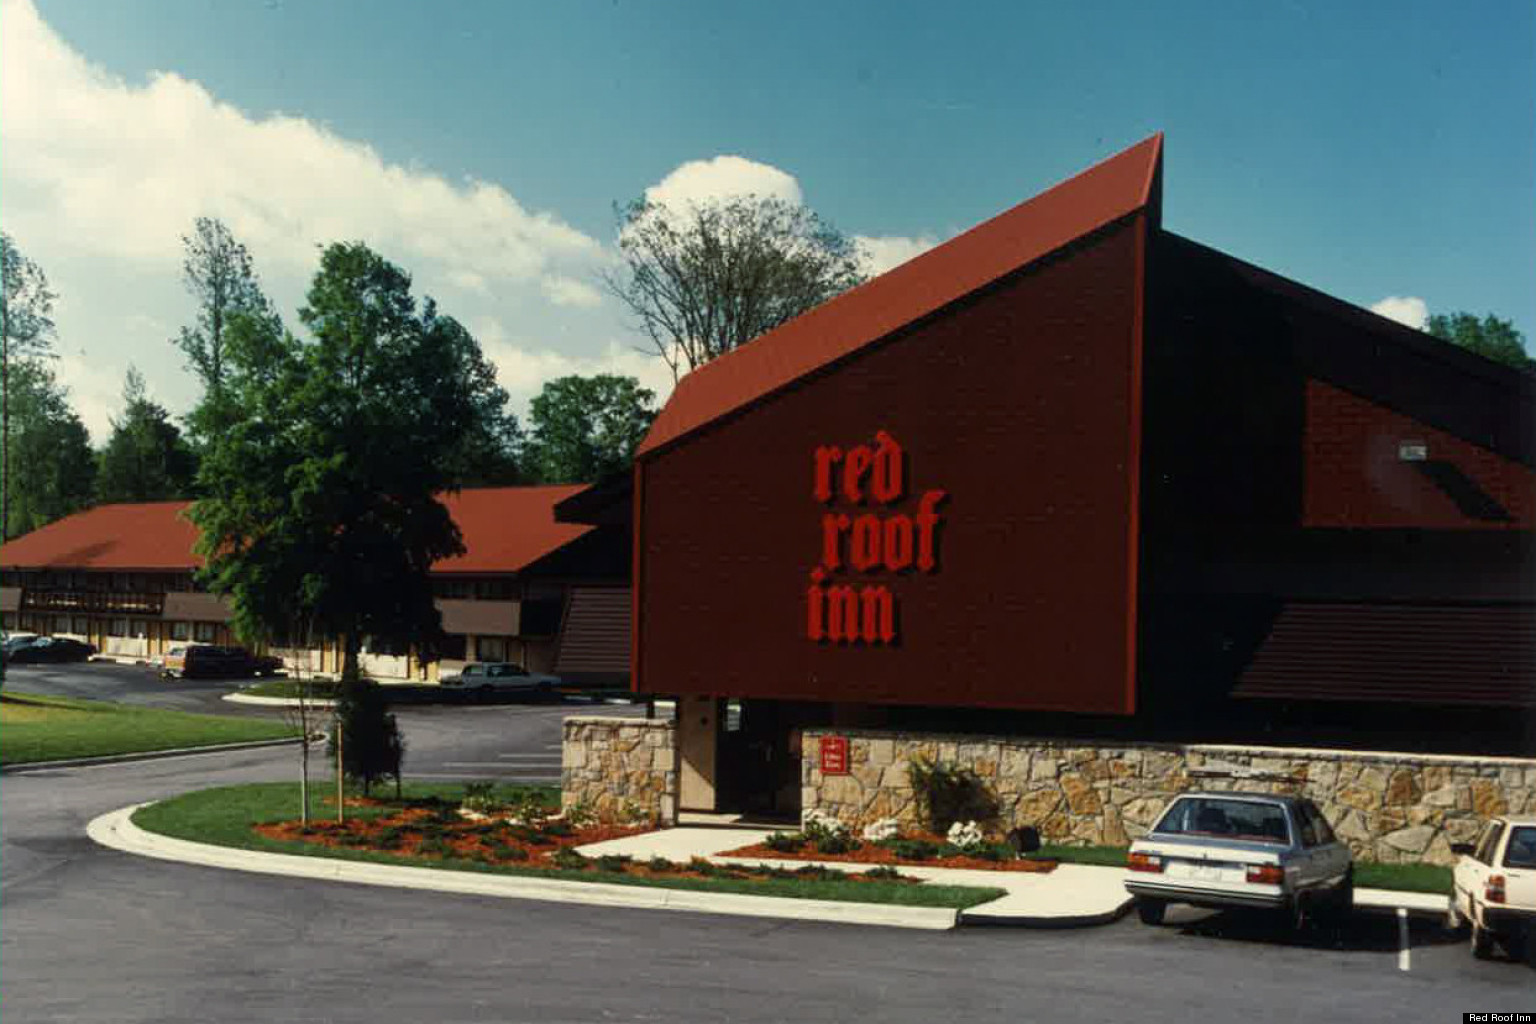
[604,195,866,381]
[189,242,512,682]
[524,374,656,484]
[95,367,198,503]
[1426,311,1533,371]
[1,233,58,541]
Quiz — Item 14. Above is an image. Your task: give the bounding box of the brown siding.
[636,217,1145,714]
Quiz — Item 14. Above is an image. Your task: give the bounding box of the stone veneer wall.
[802,729,1536,865]
[562,716,677,825]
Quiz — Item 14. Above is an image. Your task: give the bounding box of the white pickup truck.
[1451,814,1535,960]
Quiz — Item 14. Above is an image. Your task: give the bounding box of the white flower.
[862,818,900,841]
[947,820,985,851]
[801,809,849,839]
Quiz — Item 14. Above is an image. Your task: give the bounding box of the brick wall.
[802,728,1536,865]
[1304,378,1536,529]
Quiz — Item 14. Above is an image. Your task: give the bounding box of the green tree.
[189,242,511,681]
[95,367,198,504]
[326,678,405,797]
[1426,312,1533,371]
[524,374,656,484]
[6,361,94,538]
[604,194,867,382]
[1,232,58,541]
[174,217,281,447]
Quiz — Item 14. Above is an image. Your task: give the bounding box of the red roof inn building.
[0,487,630,684]
[558,135,1535,860]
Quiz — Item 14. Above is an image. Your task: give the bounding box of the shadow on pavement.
[1158,907,1463,954]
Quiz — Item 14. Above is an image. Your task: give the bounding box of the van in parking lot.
[162,644,283,680]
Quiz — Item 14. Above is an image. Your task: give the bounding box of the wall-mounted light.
[1398,440,1429,462]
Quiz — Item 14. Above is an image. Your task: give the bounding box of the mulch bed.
[252,807,931,886]
[720,834,1059,873]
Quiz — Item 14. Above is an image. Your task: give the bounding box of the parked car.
[162,644,283,679]
[4,635,96,664]
[1125,792,1354,928]
[2,633,41,658]
[1450,814,1535,960]
[439,662,559,698]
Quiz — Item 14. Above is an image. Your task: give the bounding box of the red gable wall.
[634,216,1147,714]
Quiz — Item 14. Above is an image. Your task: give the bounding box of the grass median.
[0,691,299,765]
[132,782,1007,910]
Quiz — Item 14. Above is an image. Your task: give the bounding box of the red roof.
[637,133,1164,456]
[0,486,593,574]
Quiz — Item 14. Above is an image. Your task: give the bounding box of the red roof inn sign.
[806,431,947,645]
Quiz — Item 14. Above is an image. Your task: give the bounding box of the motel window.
[55,615,71,634]
[130,619,147,638]
[109,618,129,637]
[474,578,515,600]
[171,621,191,641]
[476,637,509,662]
[435,578,473,599]
[439,634,468,660]
[194,622,217,643]
[74,616,90,634]
[2,613,13,630]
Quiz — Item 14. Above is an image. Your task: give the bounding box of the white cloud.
[643,155,803,210]
[1370,295,1428,330]
[0,0,942,448]
[855,233,941,277]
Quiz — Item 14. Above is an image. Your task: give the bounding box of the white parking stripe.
[442,761,559,768]
[496,753,561,759]
[1397,907,1411,971]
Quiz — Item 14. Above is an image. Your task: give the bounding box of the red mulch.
[720,834,1059,873]
[251,806,928,885]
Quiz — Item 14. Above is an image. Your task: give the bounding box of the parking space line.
[442,761,559,768]
[1396,907,1410,972]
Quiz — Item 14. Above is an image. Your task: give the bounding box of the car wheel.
[1471,915,1496,960]
[1136,898,1166,925]
[1286,893,1309,932]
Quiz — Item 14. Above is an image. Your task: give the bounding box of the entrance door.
[677,695,721,812]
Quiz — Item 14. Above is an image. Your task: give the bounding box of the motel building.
[559,134,1536,865]
[0,486,631,686]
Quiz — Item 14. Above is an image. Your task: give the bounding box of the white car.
[1451,815,1535,960]
[1125,792,1354,928]
[439,662,560,699]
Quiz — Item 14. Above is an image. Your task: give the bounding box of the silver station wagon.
[1125,792,1354,928]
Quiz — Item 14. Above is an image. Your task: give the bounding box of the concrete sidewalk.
[575,828,1453,926]
[574,828,1133,927]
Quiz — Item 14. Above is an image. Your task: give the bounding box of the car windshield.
[1154,797,1291,844]
[1505,826,1536,868]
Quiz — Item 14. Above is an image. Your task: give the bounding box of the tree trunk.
[342,632,361,682]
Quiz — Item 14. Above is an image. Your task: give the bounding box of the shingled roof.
[0,486,592,574]
[636,133,1164,457]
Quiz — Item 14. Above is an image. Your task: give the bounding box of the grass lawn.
[133,782,1006,910]
[0,691,299,765]
[242,679,342,699]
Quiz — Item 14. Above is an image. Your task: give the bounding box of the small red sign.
[820,735,849,775]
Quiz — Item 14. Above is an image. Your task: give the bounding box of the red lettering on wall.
[807,432,944,646]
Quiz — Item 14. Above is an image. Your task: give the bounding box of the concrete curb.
[223,693,338,708]
[1,735,312,773]
[87,804,960,931]
[959,896,1134,929]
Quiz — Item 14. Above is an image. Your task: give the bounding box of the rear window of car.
[1504,826,1536,868]
[1154,797,1292,844]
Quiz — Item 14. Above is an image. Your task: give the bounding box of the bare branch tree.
[602,195,867,382]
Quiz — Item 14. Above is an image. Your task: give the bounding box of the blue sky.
[5,0,1533,440]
